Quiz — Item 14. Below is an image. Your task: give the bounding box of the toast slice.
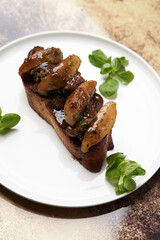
[22,77,114,172]
[19,47,115,172]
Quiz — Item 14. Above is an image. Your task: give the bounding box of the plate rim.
[0,30,160,208]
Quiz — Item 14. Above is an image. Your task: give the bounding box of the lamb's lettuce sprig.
[88,50,134,97]
[0,107,21,132]
[106,152,146,195]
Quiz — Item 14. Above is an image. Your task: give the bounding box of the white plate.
[0,31,160,207]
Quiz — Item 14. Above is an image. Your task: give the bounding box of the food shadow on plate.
[0,128,17,136]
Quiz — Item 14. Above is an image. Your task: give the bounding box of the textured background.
[0,0,160,239]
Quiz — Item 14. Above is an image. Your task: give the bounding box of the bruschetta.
[19,46,117,172]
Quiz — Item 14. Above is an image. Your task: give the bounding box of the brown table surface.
[0,0,160,239]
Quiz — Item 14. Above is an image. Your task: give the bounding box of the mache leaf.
[99,78,119,97]
[118,71,134,84]
[0,113,21,131]
[88,49,108,68]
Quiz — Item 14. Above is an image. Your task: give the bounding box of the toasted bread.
[19,47,115,172]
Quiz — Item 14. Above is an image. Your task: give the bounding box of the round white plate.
[0,31,160,207]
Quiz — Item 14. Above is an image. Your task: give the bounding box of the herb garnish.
[70,61,74,66]
[106,152,146,195]
[0,107,21,133]
[88,49,134,97]
[49,82,55,86]
[78,121,86,127]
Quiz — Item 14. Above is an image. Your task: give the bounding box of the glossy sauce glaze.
[19,46,116,149]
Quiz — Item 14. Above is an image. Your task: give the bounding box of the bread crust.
[22,77,114,172]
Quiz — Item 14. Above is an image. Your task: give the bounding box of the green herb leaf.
[88,49,108,68]
[128,166,146,178]
[106,56,112,64]
[119,56,129,66]
[100,63,112,75]
[115,184,127,195]
[100,56,112,75]
[49,82,55,86]
[106,161,126,179]
[123,176,136,192]
[0,113,21,131]
[112,58,125,73]
[88,49,134,98]
[78,121,86,127]
[99,78,119,97]
[118,71,134,84]
[120,160,140,177]
[107,177,119,187]
[107,152,126,165]
[105,152,146,195]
